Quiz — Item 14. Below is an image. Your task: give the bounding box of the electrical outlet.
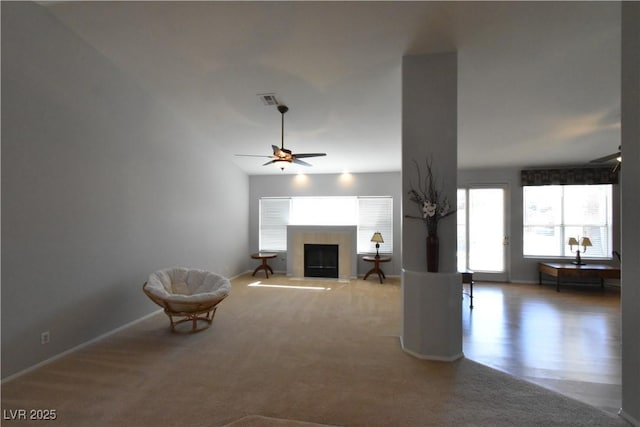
[41,331,50,345]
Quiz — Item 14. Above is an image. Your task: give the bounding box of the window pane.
[468,188,504,272]
[564,185,609,225]
[523,185,611,258]
[259,198,290,251]
[524,226,563,256]
[524,186,562,225]
[290,197,357,225]
[358,197,393,254]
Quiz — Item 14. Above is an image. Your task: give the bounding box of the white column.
[401,52,462,360]
[402,270,462,361]
[620,2,640,424]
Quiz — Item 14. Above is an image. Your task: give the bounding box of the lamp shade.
[581,237,592,247]
[371,232,384,243]
[568,237,579,246]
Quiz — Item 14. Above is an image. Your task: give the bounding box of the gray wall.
[248,165,621,284]
[1,2,249,378]
[248,172,402,276]
[458,168,620,283]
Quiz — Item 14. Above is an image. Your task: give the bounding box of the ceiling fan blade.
[590,152,621,163]
[292,158,312,167]
[612,162,621,173]
[235,154,273,158]
[293,153,327,159]
[262,159,277,166]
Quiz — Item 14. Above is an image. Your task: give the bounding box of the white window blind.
[259,198,290,251]
[258,196,393,254]
[357,197,393,254]
[523,185,612,258]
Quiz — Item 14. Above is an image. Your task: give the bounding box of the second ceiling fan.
[236,104,326,171]
[591,145,621,172]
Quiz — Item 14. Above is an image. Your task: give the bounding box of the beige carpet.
[1,274,626,426]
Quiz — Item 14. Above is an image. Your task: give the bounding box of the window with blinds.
[259,198,290,251]
[357,197,393,254]
[258,196,393,254]
[523,185,612,258]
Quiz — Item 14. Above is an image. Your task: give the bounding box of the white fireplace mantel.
[286,225,357,279]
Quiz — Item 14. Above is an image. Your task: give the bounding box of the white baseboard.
[3,270,256,383]
[1,309,162,384]
[619,409,640,426]
[229,270,253,280]
[399,336,464,362]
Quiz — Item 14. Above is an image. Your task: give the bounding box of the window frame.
[258,196,393,255]
[258,197,291,252]
[522,184,613,260]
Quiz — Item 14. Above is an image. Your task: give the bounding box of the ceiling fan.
[590,145,621,172]
[235,104,326,171]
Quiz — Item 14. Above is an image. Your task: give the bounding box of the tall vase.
[426,235,439,272]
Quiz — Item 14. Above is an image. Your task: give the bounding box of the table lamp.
[568,236,592,265]
[371,232,384,258]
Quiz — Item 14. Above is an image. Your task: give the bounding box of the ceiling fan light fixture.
[274,159,290,171]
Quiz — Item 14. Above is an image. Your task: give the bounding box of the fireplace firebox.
[304,244,339,278]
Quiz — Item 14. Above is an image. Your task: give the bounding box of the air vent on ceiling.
[258,93,279,106]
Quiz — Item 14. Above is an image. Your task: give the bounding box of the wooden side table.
[251,252,277,278]
[362,255,391,284]
[538,262,620,292]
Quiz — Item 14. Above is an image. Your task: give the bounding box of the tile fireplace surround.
[286,225,357,280]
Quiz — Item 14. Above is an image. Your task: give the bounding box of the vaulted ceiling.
[43,1,621,175]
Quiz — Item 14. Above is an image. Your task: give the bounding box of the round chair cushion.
[145,267,231,313]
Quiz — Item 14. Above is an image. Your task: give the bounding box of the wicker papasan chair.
[143,267,231,332]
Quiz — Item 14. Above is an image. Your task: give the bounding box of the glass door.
[457,185,509,281]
